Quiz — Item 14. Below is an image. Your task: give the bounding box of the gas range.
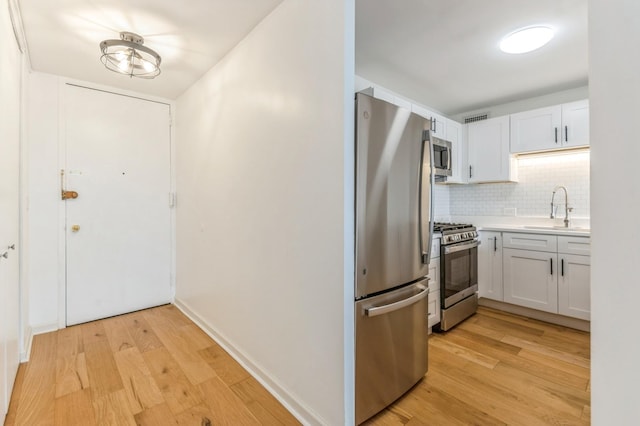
[433,222,478,245]
[433,222,480,332]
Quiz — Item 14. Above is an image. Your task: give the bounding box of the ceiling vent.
[463,113,489,124]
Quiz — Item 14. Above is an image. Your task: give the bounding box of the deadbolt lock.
[71,225,81,232]
[62,190,79,200]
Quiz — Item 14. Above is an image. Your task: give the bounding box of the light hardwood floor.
[365,306,590,425]
[6,305,590,425]
[5,304,300,426]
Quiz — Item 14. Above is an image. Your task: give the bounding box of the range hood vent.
[463,113,489,123]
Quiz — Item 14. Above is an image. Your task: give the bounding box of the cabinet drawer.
[558,236,591,256]
[502,232,557,252]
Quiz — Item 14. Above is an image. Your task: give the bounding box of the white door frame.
[56,78,176,329]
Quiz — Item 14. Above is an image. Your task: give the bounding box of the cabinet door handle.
[554,127,558,143]
[550,258,553,275]
[494,237,497,252]
[469,165,473,179]
[561,258,565,276]
[565,125,568,142]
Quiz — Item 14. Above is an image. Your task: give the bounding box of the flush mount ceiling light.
[499,26,554,54]
[100,31,161,79]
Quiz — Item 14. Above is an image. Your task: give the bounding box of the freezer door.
[355,280,429,424]
[356,93,433,298]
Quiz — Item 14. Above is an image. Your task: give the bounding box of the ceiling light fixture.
[100,31,161,79]
[499,26,554,54]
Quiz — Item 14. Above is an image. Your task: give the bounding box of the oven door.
[441,240,479,308]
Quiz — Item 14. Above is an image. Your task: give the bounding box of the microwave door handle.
[445,148,451,171]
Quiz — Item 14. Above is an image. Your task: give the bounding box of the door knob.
[71,225,81,232]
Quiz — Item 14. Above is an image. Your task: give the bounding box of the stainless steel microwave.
[432,136,452,179]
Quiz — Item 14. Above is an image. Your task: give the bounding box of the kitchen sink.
[522,225,590,232]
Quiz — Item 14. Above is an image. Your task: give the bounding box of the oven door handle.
[443,240,480,255]
[365,284,429,317]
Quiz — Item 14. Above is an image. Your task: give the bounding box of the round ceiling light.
[499,26,554,54]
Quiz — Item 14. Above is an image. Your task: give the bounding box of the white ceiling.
[18,0,283,100]
[18,1,587,112]
[356,0,588,116]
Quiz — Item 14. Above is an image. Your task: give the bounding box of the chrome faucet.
[550,185,573,228]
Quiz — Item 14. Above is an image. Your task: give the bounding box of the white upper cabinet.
[445,119,466,184]
[561,100,590,149]
[467,116,518,183]
[510,100,589,153]
[510,105,561,153]
[411,104,446,139]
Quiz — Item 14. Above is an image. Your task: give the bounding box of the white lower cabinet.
[478,231,503,301]
[427,290,441,329]
[558,254,591,320]
[503,248,558,313]
[480,231,591,321]
[427,255,441,328]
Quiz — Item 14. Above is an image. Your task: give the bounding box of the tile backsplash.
[438,150,590,218]
[433,184,451,220]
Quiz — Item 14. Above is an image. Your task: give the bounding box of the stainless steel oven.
[434,223,479,331]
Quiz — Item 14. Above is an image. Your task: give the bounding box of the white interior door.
[0,4,23,418]
[64,84,172,326]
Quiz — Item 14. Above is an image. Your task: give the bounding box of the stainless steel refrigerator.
[355,92,434,424]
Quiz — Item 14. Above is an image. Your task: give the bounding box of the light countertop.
[478,224,590,237]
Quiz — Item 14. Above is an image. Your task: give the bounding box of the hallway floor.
[5,304,300,425]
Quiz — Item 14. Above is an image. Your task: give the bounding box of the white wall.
[25,72,60,331]
[174,0,354,425]
[590,0,640,423]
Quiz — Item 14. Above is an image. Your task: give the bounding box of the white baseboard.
[174,298,323,426]
[31,322,59,336]
[20,325,33,362]
[21,322,57,363]
[478,298,590,332]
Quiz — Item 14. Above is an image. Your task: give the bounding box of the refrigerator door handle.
[419,131,435,264]
[365,284,429,317]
